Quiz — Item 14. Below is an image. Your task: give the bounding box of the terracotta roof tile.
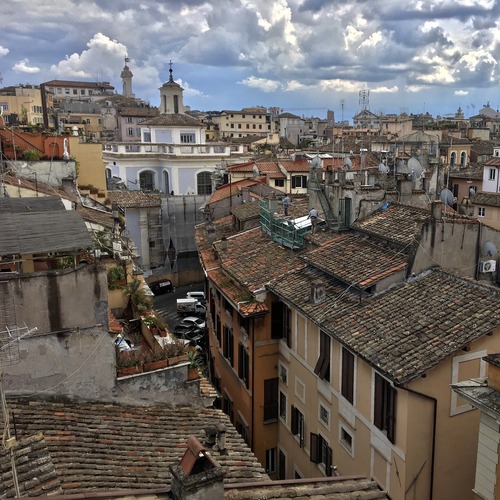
[231,200,262,222]
[302,233,408,288]
[484,157,500,166]
[107,191,168,208]
[139,114,202,127]
[471,191,500,207]
[325,270,500,384]
[207,179,264,204]
[4,400,268,495]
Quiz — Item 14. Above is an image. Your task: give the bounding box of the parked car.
[179,316,206,330]
[172,325,206,349]
[149,279,175,295]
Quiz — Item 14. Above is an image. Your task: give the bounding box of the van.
[186,291,206,304]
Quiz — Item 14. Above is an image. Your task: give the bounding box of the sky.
[1,0,500,122]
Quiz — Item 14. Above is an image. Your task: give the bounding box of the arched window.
[163,171,170,194]
[106,168,112,178]
[197,172,212,195]
[450,152,456,165]
[460,152,467,166]
[139,170,155,191]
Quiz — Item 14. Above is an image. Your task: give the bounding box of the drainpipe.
[396,384,437,499]
[251,317,255,454]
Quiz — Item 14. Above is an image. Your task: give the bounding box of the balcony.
[102,142,244,157]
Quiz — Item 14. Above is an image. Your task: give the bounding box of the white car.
[179,316,206,330]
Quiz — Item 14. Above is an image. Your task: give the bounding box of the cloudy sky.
[1,0,499,121]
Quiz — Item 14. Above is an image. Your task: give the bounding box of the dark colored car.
[149,279,175,295]
[173,325,207,349]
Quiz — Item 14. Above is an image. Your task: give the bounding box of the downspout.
[396,384,437,500]
[251,317,255,454]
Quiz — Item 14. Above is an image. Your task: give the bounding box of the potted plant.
[116,356,143,377]
[166,339,188,366]
[143,350,169,372]
[187,350,200,380]
[107,265,127,289]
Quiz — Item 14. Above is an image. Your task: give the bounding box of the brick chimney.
[310,280,326,304]
[170,436,225,500]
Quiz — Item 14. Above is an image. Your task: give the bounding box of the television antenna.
[0,283,37,498]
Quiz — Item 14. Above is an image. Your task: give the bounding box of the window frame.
[314,330,331,381]
[374,373,397,443]
[291,405,305,447]
[310,433,333,475]
[341,347,355,404]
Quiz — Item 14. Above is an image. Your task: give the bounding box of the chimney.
[170,436,225,500]
[431,200,443,220]
[220,236,227,251]
[310,280,326,304]
[241,186,250,203]
[214,424,227,455]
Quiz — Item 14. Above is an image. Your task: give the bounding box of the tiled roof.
[214,228,305,293]
[0,433,63,498]
[267,265,358,324]
[449,165,483,180]
[325,270,500,384]
[351,203,430,247]
[119,107,159,118]
[231,199,261,222]
[4,400,268,496]
[139,114,203,127]
[484,157,500,166]
[107,191,168,208]
[77,205,114,229]
[226,476,388,499]
[301,233,408,288]
[207,179,264,204]
[452,378,500,418]
[471,192,500,207]
[279,159,310,172]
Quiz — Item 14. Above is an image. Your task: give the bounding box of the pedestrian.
[283,194,290,216]
[308,207,318,233]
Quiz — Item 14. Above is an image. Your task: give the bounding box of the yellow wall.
[69,136,107,197]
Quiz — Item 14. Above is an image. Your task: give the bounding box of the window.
[143,131,151,143]
[73,89,78,95]
[374,373,396,443]
[478,207,486,217]
[265,448,277,474]
[310,433,332,475]
[222,393,233,423]
[127,128,134,136]
[340,426,353,452]
[279,364,288,385]
[278,450,286,479]
[197,172,212,195]
[180,133,195,143]
[80,89,85,95]
[274,179,284,187]
[291,406,305,447]
[223,326,234,366]
[319,404,329,426]
[163,171,170,194]
[271,302,291,347]
[279,391,287,421]
[215,314,221,345]
[238,344,249,388]
[291,175,307,189]
[489,168,496,181]
[263,378,279,422]
[341,347,355,404]
[139,171,154,191]
[173,95,179,114]
[127,117,133,123]
[314,331,331,381]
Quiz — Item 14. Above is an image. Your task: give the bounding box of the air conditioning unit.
[479,260,497,273]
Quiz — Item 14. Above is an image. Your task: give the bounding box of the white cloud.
[454,90,469,96]
[0,46,9,57]
[405,85,425,93]
[371,86,398,93]
[319,79,364,93]
[175,79,208,98]
[238,76,280,92]
[50,33,127,80]
[359,32,383,49]
[12,59,40,74]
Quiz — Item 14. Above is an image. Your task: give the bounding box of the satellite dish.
[343,156,352,170]
[408,157,423,179]
[378,162,390,174]
[310,156,322,169]
[440,188,455,207]
[252,164,260,177]
[469,186,476,196]
[483,241,497,257]
[396,159,409,174]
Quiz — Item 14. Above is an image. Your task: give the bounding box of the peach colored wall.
[69,136,107,196]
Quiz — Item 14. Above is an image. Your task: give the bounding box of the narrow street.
[152,281,204,330]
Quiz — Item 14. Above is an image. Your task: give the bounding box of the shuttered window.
[374,373,397,443]
[314,331,331,381]
[341,347,354,403]
[310,433,333,476]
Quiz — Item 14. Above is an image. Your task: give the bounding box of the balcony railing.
[102,142,244,156]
